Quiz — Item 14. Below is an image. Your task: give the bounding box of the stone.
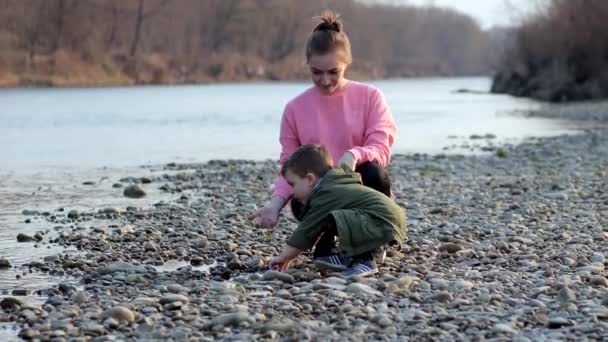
[209,312,255,327]
[590,276,608,287]
[0,297,23,311]
[18,328,40,339]
[439,243,463,254]
[262,270,295,283]
[558,286,576,305]
[104,306,135,323]
[67,210,79,219]
[71,291,88,304]
[124,185,146,198]
[12,289,29,296]
[17,233,35,242]
[100,261,146,274]
[346,283,382,297]
[160,294,189,305]
[0,257,12,268]
[430,291,453,303]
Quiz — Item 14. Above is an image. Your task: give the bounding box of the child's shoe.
[342,259,378,277]
[314,255,348,271]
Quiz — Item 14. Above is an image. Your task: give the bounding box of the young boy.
[269,144,407,277]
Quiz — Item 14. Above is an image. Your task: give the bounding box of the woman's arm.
[346,87,396,167]
[272,105,300,201]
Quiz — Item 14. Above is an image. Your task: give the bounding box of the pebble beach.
[1,103,608,340]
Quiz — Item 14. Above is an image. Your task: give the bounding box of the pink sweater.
[273,81,397,200]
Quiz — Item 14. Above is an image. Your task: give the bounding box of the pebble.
[0,257,12,268]
[439,243,463,253]
[208,312,255,327]
[262,270,295,283]
[123,185,146,198]
[104,306,135,323]
[0,297,23,311]
[5,127,608,340]
[159,294,189,305]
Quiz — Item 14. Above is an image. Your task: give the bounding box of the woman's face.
[308,52,347,94]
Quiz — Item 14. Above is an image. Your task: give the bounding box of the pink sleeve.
[347,87,396,167]
[272,105,300,200]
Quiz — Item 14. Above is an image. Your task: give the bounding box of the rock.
[493,323,517,334]
[0,257,12,268]
[451,279,474,292]
[18,328,40,339]
[394,276,414,290]
[100,261,146,274]
[71,291,88,304]
[190,256,204,266]
[17,233,35,242]
[12,289,29,296]
[67,210,79,219]
[82,321,105,335]
[247,256,264,268]
[104,306,135,323]
[112,183,123,188]
[590,276,608,287]
[123,185,146,198]
[209,312,255,327]
[439,243,463,254]
[117,225,135,235]
[262,270,295,283]
[101,207,121,215]
[558,286,576,305]
[144,241,158,252]
[1,297,23,311]
[226,258,246,271]
[547,316,574,328]
[262,320,300,332]
[346,283,382,297]
[159,294,189,305]
[591,253,605,264]
[140,177,152,184]
[131,297,158,306]
[430,291,453,303]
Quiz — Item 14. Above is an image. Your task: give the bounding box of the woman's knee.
[355,161,391,196]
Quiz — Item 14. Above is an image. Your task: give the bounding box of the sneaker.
[342,259,378,277]
[314,255,348,271]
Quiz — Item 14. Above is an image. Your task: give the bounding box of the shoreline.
[1,113,608,339]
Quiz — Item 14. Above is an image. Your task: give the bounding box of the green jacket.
[286,167,407,257]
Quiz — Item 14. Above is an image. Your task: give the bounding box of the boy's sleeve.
[286,193,334,251]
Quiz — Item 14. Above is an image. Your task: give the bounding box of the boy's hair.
[281,144,334,178]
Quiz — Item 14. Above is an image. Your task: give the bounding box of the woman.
[249,10,397,228]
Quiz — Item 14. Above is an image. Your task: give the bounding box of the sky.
[393,0,542,28]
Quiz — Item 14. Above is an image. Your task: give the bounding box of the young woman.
[249,10,397,228]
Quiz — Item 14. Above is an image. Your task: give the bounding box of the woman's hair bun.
[313,10,343,33]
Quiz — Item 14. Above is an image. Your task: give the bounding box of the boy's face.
[284,169,318,202]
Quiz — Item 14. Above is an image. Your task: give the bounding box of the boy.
[269,144,407,277]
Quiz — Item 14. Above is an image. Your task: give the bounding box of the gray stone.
[124,185,146,198]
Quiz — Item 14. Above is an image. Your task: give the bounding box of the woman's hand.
[248,204,280,228]
[247,196,287,228]
[337,152,357,171]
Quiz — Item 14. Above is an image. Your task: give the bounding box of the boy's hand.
[269,255,293,272]
[269,245,302,271]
